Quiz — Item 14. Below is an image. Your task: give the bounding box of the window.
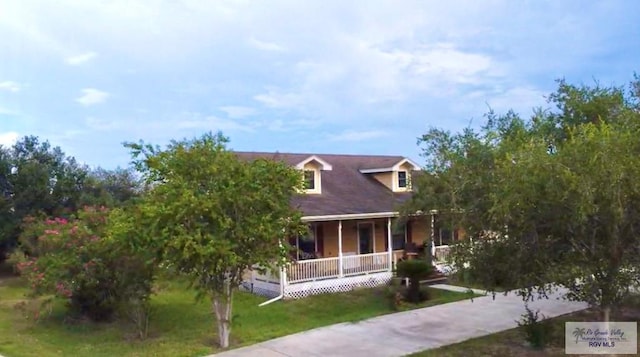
[437,228,459,246]
[297,226,317,260]
[397,171,407,188]
[392,224,407,250]
[304,170,315,190]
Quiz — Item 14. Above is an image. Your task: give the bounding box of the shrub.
[10,206,156,323]
[517,304,554,350]
[396,259,433,303]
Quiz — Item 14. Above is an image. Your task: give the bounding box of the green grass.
[445,273,506,293]
[409,296,640,357]
[0,276,476,357]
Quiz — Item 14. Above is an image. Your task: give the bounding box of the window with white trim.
[436,228,459,246]
[392,224,407,250]
[397,171,408,188]
[304,170,315,190]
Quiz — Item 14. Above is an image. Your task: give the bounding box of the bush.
[385,279,432,310]
[396,259,433,303]
[517,304,554,350]
[10,206,156,323]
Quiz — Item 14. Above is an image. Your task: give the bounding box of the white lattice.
[240,280,281,298]
[283,272,393,299]
[240,267,282,298]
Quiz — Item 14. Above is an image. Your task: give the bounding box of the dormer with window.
[359,158,420,192]
[295,155,332,194]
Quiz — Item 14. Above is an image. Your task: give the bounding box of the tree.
[79,167,141,207]
[409,76,640,321]
[0,136,89,259]
[126,132,304,348]
[10,206,157,323]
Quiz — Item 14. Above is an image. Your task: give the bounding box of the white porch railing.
[287,256,339,283]
[342,252,389,276]
[286,252,390,283]
[433,245,451,262]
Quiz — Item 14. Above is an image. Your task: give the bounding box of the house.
[236,152,461,299]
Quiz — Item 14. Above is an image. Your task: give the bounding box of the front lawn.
[0,275,476,357]
[409,296,640,357]
[445,272,506,293]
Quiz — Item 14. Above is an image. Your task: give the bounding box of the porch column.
[430,210,436,262]
[338,220,343,277]
[387,217,393,271]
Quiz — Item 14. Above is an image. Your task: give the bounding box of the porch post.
[280,266,287,296]
[387,217,393,271]
[338,220,343,277]
[429,210,436,263]
[278,238,288,297]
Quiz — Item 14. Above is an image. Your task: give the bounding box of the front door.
[358,223,374,254]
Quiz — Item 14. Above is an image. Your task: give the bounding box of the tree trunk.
[212,284,234,349]
[603,305,610,323]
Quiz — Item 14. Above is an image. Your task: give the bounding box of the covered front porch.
[243,213,456,299]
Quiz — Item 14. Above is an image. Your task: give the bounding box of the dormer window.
[296,155,332,194]
[358,158,420,192]
[397,171,407,188]
[304,170,316,190]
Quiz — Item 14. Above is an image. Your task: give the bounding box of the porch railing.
[343,252,389,276]
[287,256,339,283]
[433,245,451,263]
[286,252,390,283]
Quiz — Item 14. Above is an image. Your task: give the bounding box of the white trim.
[392,158,420,171]
[393,170,410,191]
[359,167,395,174]
[303,168,322,194]
[387,218,393,271]
[295,155,333,171]
[356,222,375,254]
[302,211,398,222]
[338,220,343,277]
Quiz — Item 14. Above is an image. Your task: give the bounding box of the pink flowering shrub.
[10,206,155,322]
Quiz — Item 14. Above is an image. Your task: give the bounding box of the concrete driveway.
[208,286,588,357]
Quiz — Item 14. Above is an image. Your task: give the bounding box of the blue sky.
[1,0,638,169]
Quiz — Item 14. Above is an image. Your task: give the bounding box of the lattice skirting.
[283,272,393,299]
[240,280,281,298]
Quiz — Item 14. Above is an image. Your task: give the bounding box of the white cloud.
[248,37,286,52]
[329,130,387,142]
[254,88,304,109]
[85,117,120,131]
[76,88,109,106]
[219,106,256,119]
[0,81,21,92]
[176,112,254,132]
[0,131,19,146]
[65,51,97,65]
[484,86,548,115]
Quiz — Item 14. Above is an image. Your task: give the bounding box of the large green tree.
[409,77,640,321]
[79,167,141,207]
[126,132,304,348]
[0,136,88,258]
[0,136,139,260]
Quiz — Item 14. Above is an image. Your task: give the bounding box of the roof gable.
[295,155,333,170]
[358,158,421,173]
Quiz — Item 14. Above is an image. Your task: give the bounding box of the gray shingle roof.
[235,152,415,217]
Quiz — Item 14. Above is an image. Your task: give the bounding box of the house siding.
[316,218,430,258]
[410,218,431,245]
[372,172,393,190]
